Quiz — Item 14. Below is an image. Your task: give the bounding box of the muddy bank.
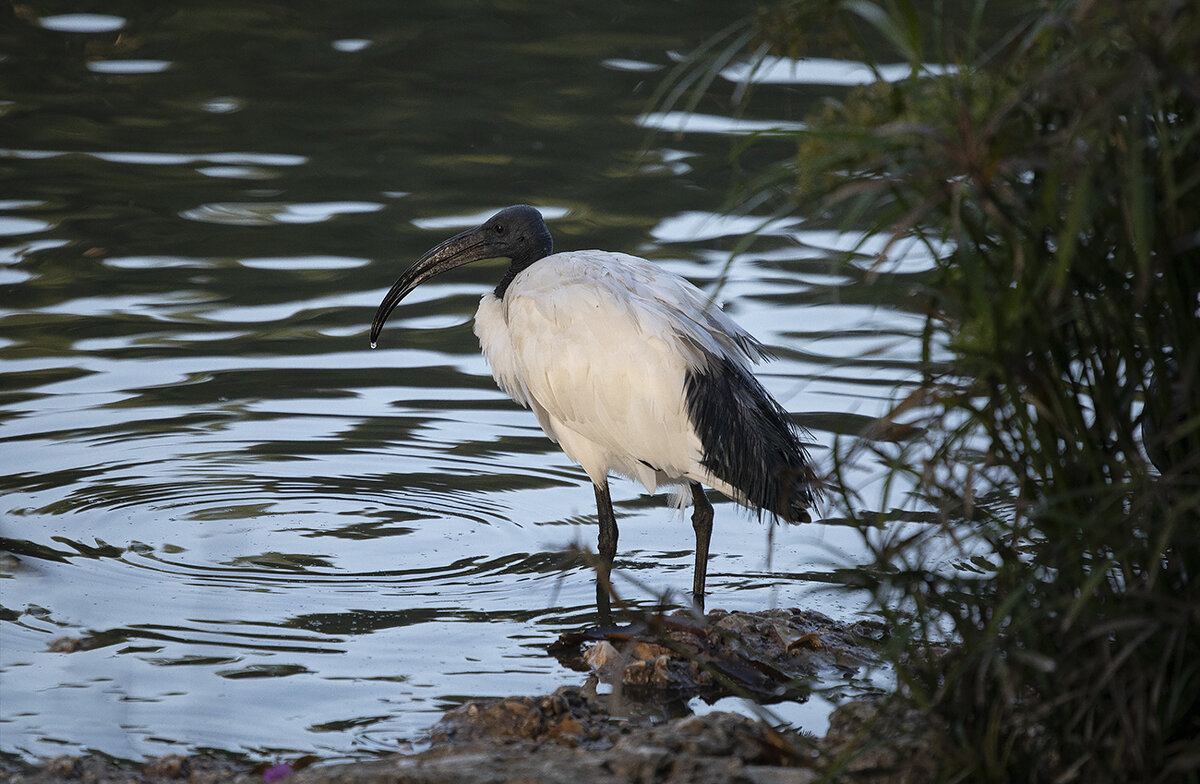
[3,609,941,784]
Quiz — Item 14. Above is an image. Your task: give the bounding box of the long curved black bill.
[369,227,499,348]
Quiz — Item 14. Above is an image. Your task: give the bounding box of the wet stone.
[821,697,944,784]
[3,754,245,784]
[553,607,878,703]
[428,687,616,747]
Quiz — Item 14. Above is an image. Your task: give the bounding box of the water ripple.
[0,4,927,760]
[87,60,172,75]
[180,201,384,226]
[37,13,125,32]
[0,148,308,168]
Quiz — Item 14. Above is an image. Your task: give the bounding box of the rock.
[285,706,817,784]
[553,608,877,703]
[45,638,85,653]
[819,697,943,784]
[142,755,189,778]
[428,687,616,747]
[581,640,620,675]
[2,754,244,783]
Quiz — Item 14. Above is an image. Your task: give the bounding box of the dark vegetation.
[661,0,1200,780]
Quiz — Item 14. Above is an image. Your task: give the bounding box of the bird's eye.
[494,223,505,234]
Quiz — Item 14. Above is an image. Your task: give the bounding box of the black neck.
[494,255,540,299]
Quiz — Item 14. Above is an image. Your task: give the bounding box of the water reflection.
[720,55,957,86]
[36,13,127,33]
[637,111,807,135]
[1,0,925,764]
[181,201,384,226]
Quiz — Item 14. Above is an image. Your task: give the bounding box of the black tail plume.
[685,357,818,521]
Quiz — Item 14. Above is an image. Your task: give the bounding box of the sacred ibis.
[370,205,817,608]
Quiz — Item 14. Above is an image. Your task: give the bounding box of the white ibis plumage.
[371,205,817,608]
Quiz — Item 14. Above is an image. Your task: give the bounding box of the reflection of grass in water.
[661,0,1199,779]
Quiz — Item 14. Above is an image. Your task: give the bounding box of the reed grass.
[666,0,1200,779]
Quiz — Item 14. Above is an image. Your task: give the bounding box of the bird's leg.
[690,482,714,612]
[594,482,619,620]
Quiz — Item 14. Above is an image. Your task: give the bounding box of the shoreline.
[3,609,939,784]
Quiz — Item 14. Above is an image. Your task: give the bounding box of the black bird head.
[370,205,553,347]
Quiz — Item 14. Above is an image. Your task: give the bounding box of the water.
[0,1,930,763]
